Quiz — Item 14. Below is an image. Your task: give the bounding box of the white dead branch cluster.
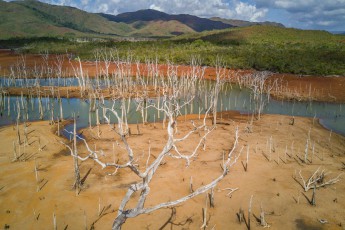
[297,167,343,192]
[59,58,241,229]
[240,71,279,120]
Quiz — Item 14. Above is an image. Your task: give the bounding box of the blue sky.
[12,0,345,31]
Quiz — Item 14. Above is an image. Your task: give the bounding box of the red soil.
[1,49,345,102]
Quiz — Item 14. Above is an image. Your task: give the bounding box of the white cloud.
[255,0,345,29]
[235,2,268,21]
[81,0,89,6]
[316,20,336,26]
[97,3,109,12]
[149,4,164,12]
[40,0,268,22]
[144,0,268,21]
[4,0,268,22]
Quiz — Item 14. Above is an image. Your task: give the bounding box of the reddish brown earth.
[3,85,162,99]
[269,74,345,103]
[1,49,345,102]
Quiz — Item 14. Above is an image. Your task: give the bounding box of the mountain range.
[0,0,284,39]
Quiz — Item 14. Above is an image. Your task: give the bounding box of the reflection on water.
[0,77,112,88]
[0,77,79,87]
[0,83,344,136]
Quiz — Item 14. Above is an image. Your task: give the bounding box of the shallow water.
[0,77,79,87]
[0,83,344,136]
[0,77,112,88]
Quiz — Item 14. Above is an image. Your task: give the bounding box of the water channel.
[1,78,344,136]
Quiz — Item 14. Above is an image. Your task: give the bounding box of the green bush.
[1,30,344,76]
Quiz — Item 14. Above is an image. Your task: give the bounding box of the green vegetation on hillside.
[15,0,133,36]
[1,26,344,76]
[128,20,195,37]
[0,0,230,39]
[0,0,133,39]
[210,17,284,28]
[0,1,284,39]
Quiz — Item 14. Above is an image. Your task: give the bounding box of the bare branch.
[298,167,343,192]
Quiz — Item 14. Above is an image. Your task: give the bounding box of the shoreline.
[0,89,344,137]
[2,83,345,104]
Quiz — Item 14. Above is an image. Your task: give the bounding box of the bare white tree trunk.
[58,57,242,230]
[73,116,81,194]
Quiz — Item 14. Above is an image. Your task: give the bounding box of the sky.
[11,0,345,31]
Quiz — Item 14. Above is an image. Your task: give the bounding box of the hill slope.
[129,20,195,37]
[99,9,234,32]
[174,25,342,45]
[0,0,82,38]
[0,0,133,39]
[0,1,287,39]
[210,17,284,28]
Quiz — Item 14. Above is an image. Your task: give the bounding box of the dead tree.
[248,72,271,120]
[296,167,343,192]
[60,116,81,194]
[59,66,241,229]
[212,56,225,126]
[72,116,81,193]
[259,203,269,227]
[69,57,87,97]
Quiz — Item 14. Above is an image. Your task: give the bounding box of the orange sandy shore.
[0,113,345,229]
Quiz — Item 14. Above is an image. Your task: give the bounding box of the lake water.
[1,83,344,137]
[0,77,112,88]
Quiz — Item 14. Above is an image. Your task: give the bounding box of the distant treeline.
[1,35,344,76]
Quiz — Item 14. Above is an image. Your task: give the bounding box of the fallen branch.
[297,167,343,192]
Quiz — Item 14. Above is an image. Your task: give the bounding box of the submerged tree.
[247,71,273,120]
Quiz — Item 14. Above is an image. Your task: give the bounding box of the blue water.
[0,83,344,136]
[0,77,79,87]
[0,77,112,88]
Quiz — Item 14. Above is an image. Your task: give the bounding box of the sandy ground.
[1,112,345,230]
[1,49,345,102]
